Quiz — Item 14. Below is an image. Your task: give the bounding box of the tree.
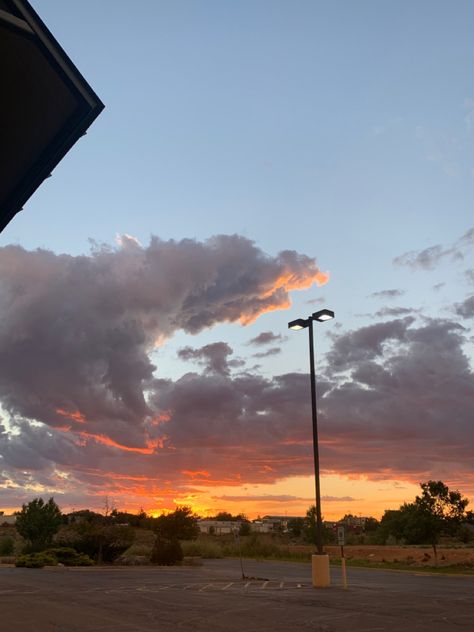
[379,481,470,562]
[413,480,469,560]
[302,505,334,545]
[363,517,380,532]
[287,517,305,539]
[239,521,251,536]
[16,497,62,551]
[150,537,183,565]
[213,512,234,521]
[154,506,199,541]
[56,522,135,563]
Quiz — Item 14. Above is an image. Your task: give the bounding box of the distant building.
[337,515,370,533]
[0,514,16,526]
[252,516,303,533]
[198,520,243,535]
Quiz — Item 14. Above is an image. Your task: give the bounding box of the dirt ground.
[289,544,474,566]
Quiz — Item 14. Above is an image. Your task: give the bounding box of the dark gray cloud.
[394,227,473,270]
[375,307,416,318]
[369,289,405,299]
[432,282,446,292]
[326,317,415,369]
[455,296,474,319]
[1,270,474,508]
[247,331,285,347]
[0,235,324,443]
[178,342,235,376]
[252,347,281,359]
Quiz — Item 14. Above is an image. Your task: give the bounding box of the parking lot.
[1,559,473,631]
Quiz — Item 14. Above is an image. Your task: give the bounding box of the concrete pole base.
[311,554,330,588]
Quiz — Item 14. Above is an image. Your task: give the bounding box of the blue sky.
[0,0,473,517]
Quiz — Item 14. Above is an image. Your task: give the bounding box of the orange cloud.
[56,408,87,423]
[182,470,211,479]
[239,269,330,325]
[77,431,158,455]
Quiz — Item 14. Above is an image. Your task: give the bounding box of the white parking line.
[262,581,269,589]
[222,583,233,591]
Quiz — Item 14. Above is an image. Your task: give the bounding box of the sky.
[1,0,473,520]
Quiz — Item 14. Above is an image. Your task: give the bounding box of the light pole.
[288,308,334,586]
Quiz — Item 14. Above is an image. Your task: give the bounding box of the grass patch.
[330,557,474,574]
[123,543,153,557]
[181,539,223,559]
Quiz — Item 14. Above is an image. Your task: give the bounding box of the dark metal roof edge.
[10,0,105,115]
[0,0,105,233]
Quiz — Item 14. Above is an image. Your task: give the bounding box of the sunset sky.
[1,0,474,520]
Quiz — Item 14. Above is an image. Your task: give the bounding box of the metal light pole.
[288,308,334,586]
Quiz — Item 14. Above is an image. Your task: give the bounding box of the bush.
[0,536,14,555]
[122,543,153,557]
[55,524,135,563]
[150,537,183,565]
[44,547,94,566]
[16,552,57,568]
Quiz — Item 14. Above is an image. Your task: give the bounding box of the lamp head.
[312,308,335,322]
[288,318,309,331]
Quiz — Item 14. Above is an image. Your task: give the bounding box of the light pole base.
[311,554,330,588]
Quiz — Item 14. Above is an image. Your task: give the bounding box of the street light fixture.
[288,307,334,587]
[312,309,335,322]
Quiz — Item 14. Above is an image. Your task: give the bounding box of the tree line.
[3,480,472,567]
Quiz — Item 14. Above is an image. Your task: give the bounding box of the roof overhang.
[0,0,104,233]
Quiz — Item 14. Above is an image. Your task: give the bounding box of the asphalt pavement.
[1,559,473,631]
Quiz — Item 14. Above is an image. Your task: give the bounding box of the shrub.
[0,536,14,555]
[122,543,153,557]
[44,547,94,566]
[16,552,57,568]
[150,537,183,565]
[55,524,134,563]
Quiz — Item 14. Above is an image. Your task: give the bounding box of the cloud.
[252,347,281,359]
[212,494,357,503]
[1,237,473,509]
[393,227,473,270]
[369,289,405,299]
[455,296,474,319]
[247,331,285,347]
[393,244,459,270]
[0,235,326,440]
[432,282,446,292]
[326,317,415,369]
[2,314,473,510]
[374,307,416,318]
[306,296,326,305]
[178,343,235,376]
[213,494,313,503]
